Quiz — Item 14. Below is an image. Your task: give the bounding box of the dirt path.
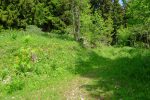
[64,76,94,100]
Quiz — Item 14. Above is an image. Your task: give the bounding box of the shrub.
[129,24,150,48]
[26,25,43,34]
[117,26,132,46]
[14,47,36,74]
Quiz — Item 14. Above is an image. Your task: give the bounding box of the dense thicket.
[0,0,149,47]
[121,0,150,48]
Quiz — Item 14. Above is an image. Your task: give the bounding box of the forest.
[0,0,150,99]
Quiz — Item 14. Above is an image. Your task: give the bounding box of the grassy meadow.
[0,30,150,100]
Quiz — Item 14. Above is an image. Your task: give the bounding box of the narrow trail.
[64,76,94,100]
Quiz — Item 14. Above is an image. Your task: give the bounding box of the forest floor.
[0,30,150,100]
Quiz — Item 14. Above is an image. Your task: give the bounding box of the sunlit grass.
[0,30,150,99]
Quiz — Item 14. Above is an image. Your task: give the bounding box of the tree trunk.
[71,0,80,41]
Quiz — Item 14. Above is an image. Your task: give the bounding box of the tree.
[111,0,123,45]
[122,0,128,28]
[71,0,81,41]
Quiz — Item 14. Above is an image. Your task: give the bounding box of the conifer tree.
[111,0,123,45]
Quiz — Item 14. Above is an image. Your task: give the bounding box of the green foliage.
[25,25,44,36]
[0,68,9,80]
[0,0,150,98]
[34,3,49,26]
[117,26,131,45]
[0,30,79,98]
[130,24,150,48]
[127,0,150,25]
[13,47,33,73]
[76,47,150,99]
[114,0,150,47]
[0,0,70,31]
[90,12,113,46]
[0,25,3,32]
[117,24,150,48]
[80,9,93,42]
[6,76,25,94]
[0,30,150,99]
[80,9,113,46]
[0,0,149,48]
[11,31,18,40]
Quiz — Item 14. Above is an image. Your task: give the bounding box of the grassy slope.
[0,30,150,100]
[0,30,80,100]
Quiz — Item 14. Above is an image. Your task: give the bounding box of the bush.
[26,25,43,34]
[129,24,150,48]
[117,26,132,46]
[117,24,150,48]
[13,47,37,74]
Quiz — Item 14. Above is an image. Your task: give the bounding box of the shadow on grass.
[75,48,150,99]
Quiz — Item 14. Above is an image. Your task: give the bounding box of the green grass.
[0,30,150,99]
[75,47,150,99]
[0,30,79,99]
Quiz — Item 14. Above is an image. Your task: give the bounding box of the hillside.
[0,30,150,99]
